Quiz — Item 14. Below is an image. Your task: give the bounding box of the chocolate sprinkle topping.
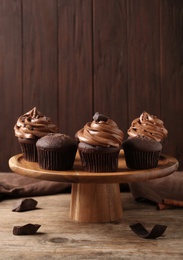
[93,112,109,122]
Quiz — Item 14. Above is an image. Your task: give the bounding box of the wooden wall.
[0,0,183,172]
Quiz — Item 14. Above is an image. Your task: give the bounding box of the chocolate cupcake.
[36,133,77,170]
[122,111,167,170]
[122,136,162,170]
[14,107,58,162]
[75,112,124,172]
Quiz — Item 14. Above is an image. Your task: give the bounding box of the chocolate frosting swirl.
[75,112,124,147]
[127,111,168,142]
[14,107,58,139]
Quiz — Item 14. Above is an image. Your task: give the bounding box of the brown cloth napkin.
[129,171,183,209]
[0,172,71,199]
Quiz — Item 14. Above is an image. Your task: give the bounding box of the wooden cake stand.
[9,150,179,223]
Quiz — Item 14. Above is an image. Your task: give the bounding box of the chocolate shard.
[130,223,167,239]
[13,223,41,236]
[93,112,109,122]
[12,198,38,212]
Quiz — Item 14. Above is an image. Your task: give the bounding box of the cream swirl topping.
[127,111,168,142]
[14,107,58,139]
[76,113,124,147]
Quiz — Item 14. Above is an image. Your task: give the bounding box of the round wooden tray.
[9,150,178,184]
[9,150,179,223]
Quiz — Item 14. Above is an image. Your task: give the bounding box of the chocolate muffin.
[75,112,124,172]
[36,133,77,170]
[122,136,162,170]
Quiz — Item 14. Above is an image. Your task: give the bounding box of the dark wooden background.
[0,0,182,172]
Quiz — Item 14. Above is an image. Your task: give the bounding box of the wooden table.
[1,192,183,259]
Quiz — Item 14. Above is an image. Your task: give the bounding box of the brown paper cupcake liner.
[37,149,76,171]
[79,151,120,172]
[124,149,161,170]
[19,139,38,162]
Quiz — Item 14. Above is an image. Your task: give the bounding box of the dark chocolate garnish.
[13,224,41,235]
[12,198,38,212]
[130,223,167,239]
[93,112,109,122]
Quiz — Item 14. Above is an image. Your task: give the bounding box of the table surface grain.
[1,192,183,260]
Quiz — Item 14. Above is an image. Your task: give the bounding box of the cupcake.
[123,111,168,169]
[14,107,58,162]
[36,133,78,170]
[75,112,124,172]
[122,136,162,169]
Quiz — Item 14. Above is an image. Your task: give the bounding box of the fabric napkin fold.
[129,171,183,209]
[0,172,71,199]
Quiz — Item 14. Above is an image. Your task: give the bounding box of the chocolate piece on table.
[12,198,38,212]
[93,112,109,122]
[130,223,167,239]
[13,224,41,235]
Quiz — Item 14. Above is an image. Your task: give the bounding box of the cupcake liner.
[37,149,76,171]
[124,149,161,170]
[18,139,38,162]
[79,150,120,172]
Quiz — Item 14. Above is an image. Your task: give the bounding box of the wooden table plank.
[93,0,128,133]
[22,0,58,122]
[0,193,183,259]
[0,0,22,171]
[58,0,93,138]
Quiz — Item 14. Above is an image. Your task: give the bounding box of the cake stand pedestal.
[9,150,179,223]
[70,183,122,222]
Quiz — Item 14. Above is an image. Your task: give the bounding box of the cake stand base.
[70,183,122,222]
